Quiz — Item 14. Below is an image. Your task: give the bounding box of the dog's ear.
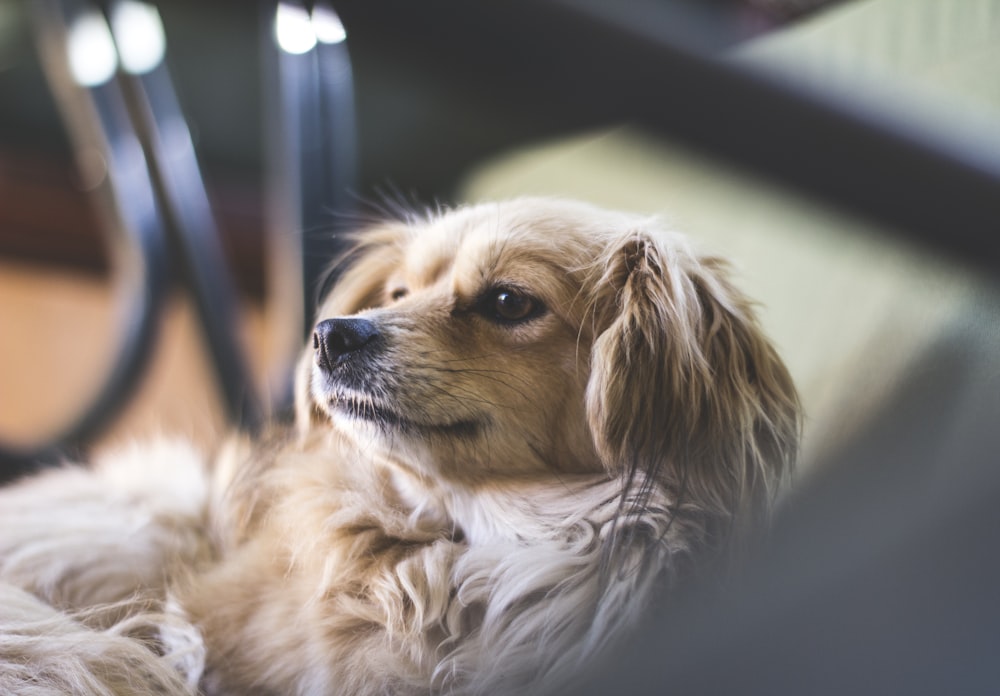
[585,230,800,550]
[294,223,408,432]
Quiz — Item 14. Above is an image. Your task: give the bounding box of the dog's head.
[296,198,799,541]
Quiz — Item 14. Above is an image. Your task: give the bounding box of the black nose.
[313,318,380,372]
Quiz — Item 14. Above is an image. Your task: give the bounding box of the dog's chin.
[314,387,483,441]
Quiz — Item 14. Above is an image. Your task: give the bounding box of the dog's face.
[298,199,610,483]
[297,198,799,534]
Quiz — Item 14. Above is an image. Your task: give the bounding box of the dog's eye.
[389,287,408,302]
[482,287,542,324]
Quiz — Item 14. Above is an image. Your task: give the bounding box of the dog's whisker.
[417,367,536,400]
[412,351,510,364]
[417,381,506,413]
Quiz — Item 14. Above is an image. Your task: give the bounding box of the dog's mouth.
[327,391,483,438]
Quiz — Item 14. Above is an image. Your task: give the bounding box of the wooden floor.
[0,260,275,458]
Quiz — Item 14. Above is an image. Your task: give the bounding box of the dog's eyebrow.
[405,247,453,289]
[481,257,576,298]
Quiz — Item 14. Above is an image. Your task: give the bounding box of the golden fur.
[0,198,799,694]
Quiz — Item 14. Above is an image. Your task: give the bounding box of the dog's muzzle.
[313,317,380,373]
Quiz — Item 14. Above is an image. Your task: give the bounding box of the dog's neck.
[385,463,622,547]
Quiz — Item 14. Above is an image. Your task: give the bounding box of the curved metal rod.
[262,0,358,409]
[0,0,169,480]
[1,0,361,476]
[109,0,264,430]
[301,1,358,329]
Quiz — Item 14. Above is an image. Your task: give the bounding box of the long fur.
[0,198,800,694]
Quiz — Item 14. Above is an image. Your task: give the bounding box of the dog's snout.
[313,318,380,371]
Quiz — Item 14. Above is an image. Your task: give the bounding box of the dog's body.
[0,198,799,694]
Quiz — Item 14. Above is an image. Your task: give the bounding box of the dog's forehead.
[398,222,459,286]
[402,201,609,288]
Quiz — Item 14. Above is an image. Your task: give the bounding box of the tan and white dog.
[0,198,799,695]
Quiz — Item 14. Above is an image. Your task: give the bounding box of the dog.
[0,197,800,694]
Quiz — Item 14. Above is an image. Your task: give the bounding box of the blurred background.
[0,0,845,453]
[1,0,999,693]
